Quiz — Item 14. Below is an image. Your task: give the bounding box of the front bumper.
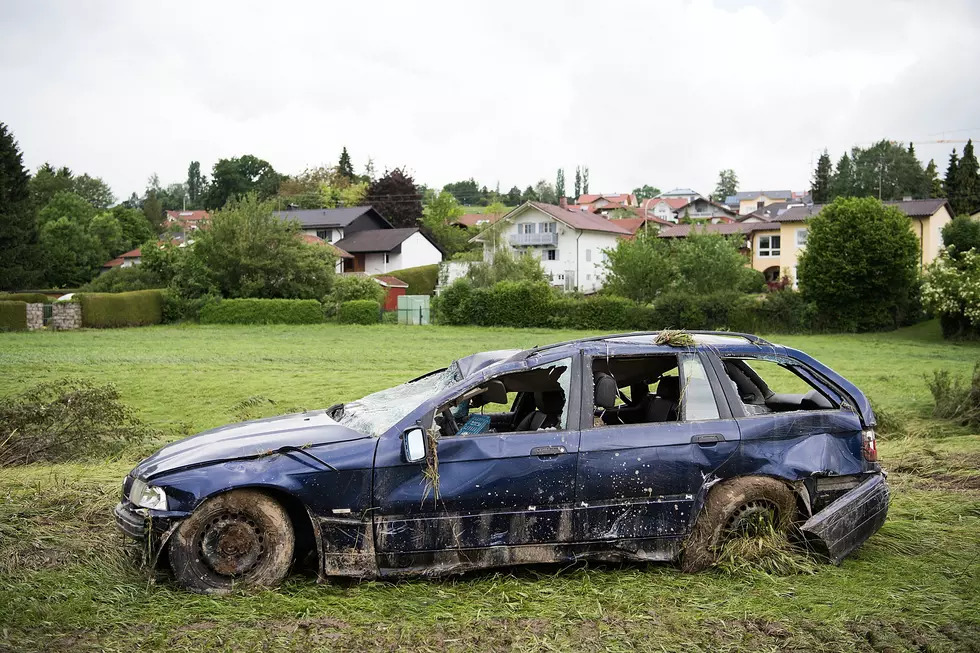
[114,502,187,550]
[801,473,889,564]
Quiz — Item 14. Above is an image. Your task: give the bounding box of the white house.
[333,228,444,274]
[471,201,631,293]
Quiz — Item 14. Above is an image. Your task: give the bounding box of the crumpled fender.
[800,473,889,563]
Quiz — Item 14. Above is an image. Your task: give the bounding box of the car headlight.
[129,478,168,511]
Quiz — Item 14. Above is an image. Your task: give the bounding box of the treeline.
[811,139,980,215]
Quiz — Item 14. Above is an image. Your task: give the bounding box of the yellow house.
[745,198,954,284]
[660,199,955,285]
[728,190,795,216]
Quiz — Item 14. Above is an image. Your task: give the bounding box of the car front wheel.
[168,489,295,594]
[681,476,797,572]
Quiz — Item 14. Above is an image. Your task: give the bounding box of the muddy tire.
[681,476,796,572]
[168,489,294,594]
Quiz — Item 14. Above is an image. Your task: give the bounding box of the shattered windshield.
[338,364,462,437]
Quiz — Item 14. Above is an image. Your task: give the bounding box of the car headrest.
[657,376,680,401]
[594,373,618,410]
[469,379,507,408]
[630,382,649,403]
[534,389,565,414]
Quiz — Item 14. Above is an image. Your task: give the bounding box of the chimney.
[559,197,567,209]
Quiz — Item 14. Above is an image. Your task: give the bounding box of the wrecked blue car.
[115,331,888,593]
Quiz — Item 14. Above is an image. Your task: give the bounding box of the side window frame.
[432,352,582,437]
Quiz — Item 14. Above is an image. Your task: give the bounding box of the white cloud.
[1,0,977,200]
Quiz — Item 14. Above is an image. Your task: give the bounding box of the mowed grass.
[1,321,979,652]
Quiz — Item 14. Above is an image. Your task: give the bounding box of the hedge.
[385,264,439,295]
[199,298,323,325]
[434,279,817,334]
[78,290,164,328]
[0,293,52,304]
[338,300,381,325]
[0,301,28,331]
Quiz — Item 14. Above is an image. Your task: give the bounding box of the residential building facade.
[333,228,443,274]
[725,190,795,215]
[473,201,630,293]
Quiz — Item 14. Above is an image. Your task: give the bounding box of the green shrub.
[199,298,323,325]
[651,291,748,330]
[928,361,980,426]
[750,290,816,334]
[338,300,381,325]
[79,266,164,293]
[161,292,214,324]
[381,310,397,324]
[78,290,164,328]
[0,292,51,304]
[0,301,28,331]
[545,297,580,329]
[386,264,439,295]
[478,281,554,327]
[736,267,767,294]
[573,296,634,330]
[328,275,386,306]
[434,279,475,326]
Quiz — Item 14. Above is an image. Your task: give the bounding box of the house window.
[520,223,536,234]
[586,274,592,280]
[796,228,808,247]
[316,229,329,240]
[384,253,390,264]
[546,249,557,261]
[758,235,781,257]
[540,222,556,233]
[757,200,765,210]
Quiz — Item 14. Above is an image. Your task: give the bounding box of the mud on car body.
[115,331,888,593]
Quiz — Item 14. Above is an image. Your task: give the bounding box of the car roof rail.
[520,330,772,359]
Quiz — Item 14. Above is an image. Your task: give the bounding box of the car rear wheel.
[681,476,796,572]
[169,489,294,594]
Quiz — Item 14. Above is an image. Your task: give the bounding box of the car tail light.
[862,428,878,462]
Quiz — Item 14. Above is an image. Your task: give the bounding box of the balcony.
[509,232,558,246]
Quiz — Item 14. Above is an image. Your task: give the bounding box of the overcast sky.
[2,0,979,202]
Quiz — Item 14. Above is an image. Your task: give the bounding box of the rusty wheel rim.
[199,512,266,577]
[724,500,777,540]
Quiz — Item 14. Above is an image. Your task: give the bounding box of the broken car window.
[338,365,462,437]
[722,357,837,415]
[436,358,572,437]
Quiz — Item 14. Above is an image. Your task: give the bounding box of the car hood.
[133,410,370,480]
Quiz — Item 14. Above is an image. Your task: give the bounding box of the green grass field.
[1,322,979,652]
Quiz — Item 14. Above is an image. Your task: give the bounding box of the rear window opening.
[722,357,837,415]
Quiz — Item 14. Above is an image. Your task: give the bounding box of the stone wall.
[51,302,82,330]
[26,303,44,330]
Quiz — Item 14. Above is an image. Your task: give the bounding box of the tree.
[206,155,283,209]
[850,140,926,200]
[443,178,481,205]
[924,159,944,199]
[466,248,546,288]
[941,216,980,259]
[363,157,376,183]
[811,150,833,203]
[582,166,590,195]
[337,147,355,181]
[944,149,960,205]
[556,168,566,201]
[143,189,164,231]
[422,190,471,257]
[72,174,115,209]
[504,186,522,205]
[952,139,979,215]
[632,185,661,202]
[797,197,919,331]
[534,179,557,205]
[173,194,336,299]
[366,168,423,227]
[109,206,155,251]
[187,161,207,208]
[712,169,738,202]
[601,231,677,303]
[520,185,538,203]
[28,163,74,209]
[157,182,188,211]
[0,122,41,289]
[574,166,582,199]
[37,191,102,286]
[830,153,855,199]
[673,230,745,295]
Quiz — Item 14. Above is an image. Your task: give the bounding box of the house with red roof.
[101,247,144,270]
[576,193,638,213]
[165,210,211,239]
[469,200,632,293]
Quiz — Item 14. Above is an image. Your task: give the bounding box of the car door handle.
[692,433,725,446]
[531,446,566,457]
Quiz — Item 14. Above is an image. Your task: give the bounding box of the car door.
[574,350,740,548]
[372,353,582,570]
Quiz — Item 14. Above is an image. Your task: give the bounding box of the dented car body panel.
[115,332,888,581]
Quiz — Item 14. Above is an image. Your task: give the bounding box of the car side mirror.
[403,427,426,463]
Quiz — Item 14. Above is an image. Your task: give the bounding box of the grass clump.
[654,329,695,347]
[0,378,154,467]
[715,526,820,577]
[928,360,980,426]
